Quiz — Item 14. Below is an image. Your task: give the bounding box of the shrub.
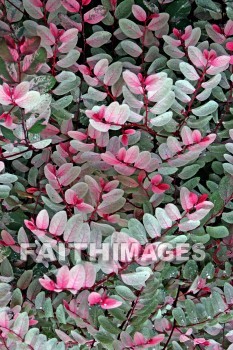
[1,0,233,349]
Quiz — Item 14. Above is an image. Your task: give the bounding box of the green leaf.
[24,48,47,74]
[222,211,233,223]
[119,19,143,39]
[192,101,218,117]
[115,0,134,19]
[143,213,161,238]
[0,57,14,81]
[196,0,220,13]
[17,270,33,290]
[29,75,56,93]
[103,61,122,86]
[86,31,112,48]
[0,173,17,184]
[128,218,148,244]
[179,62,199,81]
[121,40,143,57]
[0,38,15,61]
[121,269,151,287]
[44,298,54,318]
[224,282,233,304]
[11,288,23,307]
[206,226,229,239]
[179,164,201,180]
[219,175,233,200]
[98,316,120,334]
[28,121,46,134]
[172,307,187,326]
[183,260,198,280]
[201,262,215,279]
[115,285,135,300]
[211,291,226,314]
[166,0,191,23]
[52,107,74,121]
[1,126,15,141]
[95,332,114,345]
[56,304,66,324]
[185,299,198,323]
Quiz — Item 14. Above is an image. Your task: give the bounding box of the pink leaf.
[146,334,165,347]
[88,292,102,305]
[224,20,233,36]
[132,5,147,22]
[49,211,67,236]
[84,6,107,24]
[122,70,143,94]
[60,28,79,43]
[83,262,96,287]
[188,46,207,68]
[56,266,70,289]
[100,297,122,309]
[180,188,196,211]
[67,265,85,292]
[39,276,56,291]
[61,0,80,12]
[36,209,49,230]
[134,332,146,345]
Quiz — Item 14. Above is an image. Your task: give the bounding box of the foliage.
[1,0,233,349]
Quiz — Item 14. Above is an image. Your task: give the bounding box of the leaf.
[28,121,46,134]
[86,31,112,48]
[23,48,47,74]
[219,175,233,200]
[119,19,143,39]
[17,270,33,290]
[56,305,66,324]
[222,211,233,223]
[155,208,172,229]
[143,213,161,238]
[23,0,43,19]
[180,62,199,81]
[183,260,198,280]
[52,107,74,121]
[0,38,16,62]
[185,299,198,323]
[84,6,107,24]
[98,316,120,334]
[201,262,215,279]
[179,164,201,180]
[196,0,220,13]
[115,285,135,301]
[49,211,67,236]
[32,139,52,149]
[206,226,229,238]
[13,312,29,338]
[121,40,143,57]
[150,91,175,114]
[192,101,218,117]
[0,173,18,184]
[150,111,173,127]
[115,0,134,19]
[57,50,80,68]
[166,0,191,23]
[121,270,151,287]
[172,307,187,326]
[128,218,148,244]
[29,75,56,93]
[103,61,122,86]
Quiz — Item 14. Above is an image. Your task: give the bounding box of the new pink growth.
[88,292,122,309]
[0,82,40,111]
[150,174,170,194]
